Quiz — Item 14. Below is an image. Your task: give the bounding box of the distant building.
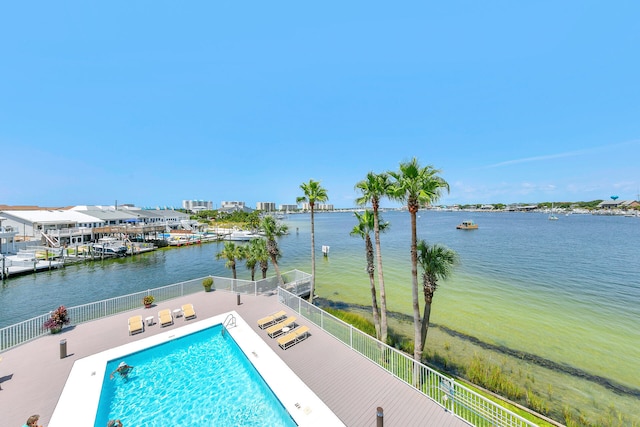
[219,201,254,214]
[182,200,213,213]
[0,205,190,247]
[221,201,245,209]
[256,202,276,212]
[505,204,537,212]
[279,204,298,212]
[300,203,334,211]
[598,200,639,209]
[624,200,640,209]
[0,208,105,242]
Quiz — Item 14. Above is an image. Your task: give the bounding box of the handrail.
[221,313,236,336]
[224,313,236,328]
[0,270,310,352]
[0,269,537,427]
[277,287,539,427]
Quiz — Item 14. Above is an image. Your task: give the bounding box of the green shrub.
[202,277,214,292]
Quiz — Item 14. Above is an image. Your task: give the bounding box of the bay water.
[2,210,639,420]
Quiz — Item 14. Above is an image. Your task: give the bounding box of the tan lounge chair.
[277,325,310,350]
[128,315,144,335]
[266,316,297,338]
[182,304,196,320]
[257,310,287,329]
[158,309,174,327]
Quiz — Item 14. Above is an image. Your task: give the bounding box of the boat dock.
[1,254,64,279]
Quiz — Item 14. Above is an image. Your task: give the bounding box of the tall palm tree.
[215,241,245,279]
[350,210,389,340]
[355,171,392,343]
[260,215,288,284]
[388,157,449,361]
[417,240,458,352]
[297,179,328,303]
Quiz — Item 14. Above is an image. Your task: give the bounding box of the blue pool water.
[94,325,297,426]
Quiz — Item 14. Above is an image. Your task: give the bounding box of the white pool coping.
[49,311,345,427]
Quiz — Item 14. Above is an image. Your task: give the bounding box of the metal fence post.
[350,325,353,348]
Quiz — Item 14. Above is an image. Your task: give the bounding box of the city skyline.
[2,2,639,208]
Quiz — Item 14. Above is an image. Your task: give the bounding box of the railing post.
[350,325,353,348]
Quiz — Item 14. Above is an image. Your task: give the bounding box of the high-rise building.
[256,202,276,212]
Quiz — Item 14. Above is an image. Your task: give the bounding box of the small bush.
[202,277,214,291]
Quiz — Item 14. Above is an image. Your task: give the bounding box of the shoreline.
[317,298,640,424]
[317,298,640,399]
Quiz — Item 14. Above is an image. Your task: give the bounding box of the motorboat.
[456,220,478,230]
[92,237,128,256]
[223,229,261,241]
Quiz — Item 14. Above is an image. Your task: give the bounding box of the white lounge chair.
[257,310,287,329]
[266,316,297,338]
[277,325,310,350]
[158,309,174,327]
[128,315,144,335]
[182,304,196,320]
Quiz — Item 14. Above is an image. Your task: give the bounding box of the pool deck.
[0,290,469,426]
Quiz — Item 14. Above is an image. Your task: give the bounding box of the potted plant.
[202,277,214,292]
[43,305,71,334]
[143,295,155,308]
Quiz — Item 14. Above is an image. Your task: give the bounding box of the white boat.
[8,250,39,267]
[92,237,128,256]
[548,203,559,221]
[223,229,261,241]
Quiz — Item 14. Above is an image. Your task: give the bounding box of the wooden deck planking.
[0,290,468,427]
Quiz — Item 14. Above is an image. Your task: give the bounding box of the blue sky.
[2,1,639,208]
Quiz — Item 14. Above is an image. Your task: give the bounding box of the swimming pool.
[95,325,296,426]
[49,311,344,427]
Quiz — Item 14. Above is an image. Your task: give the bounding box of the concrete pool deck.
[0,290,468,426]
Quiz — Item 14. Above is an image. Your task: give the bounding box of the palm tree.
[260,215,288,284]
[350,210,389,340]
[245,211,261,233]
[254,238,270,279]
[355,171,392,343]
[244,238,270,280]
[215,241,245,279]
[388,157,449,361]
[297,179,328,303]
[244,238,262,281]
[417,240,458,352]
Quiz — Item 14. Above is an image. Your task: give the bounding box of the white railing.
[0,271,535,427]
[277,287,539,427]
[0,270,310,352]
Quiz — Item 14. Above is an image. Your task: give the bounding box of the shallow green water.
[278,211,640,394]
